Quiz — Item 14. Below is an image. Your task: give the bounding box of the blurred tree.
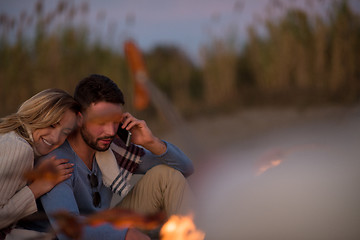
[145,45,199,114]
[200,38,238,110]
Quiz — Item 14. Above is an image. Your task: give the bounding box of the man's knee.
[145,164,186,185]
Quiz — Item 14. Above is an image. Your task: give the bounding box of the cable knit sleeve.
[0,132,37,229]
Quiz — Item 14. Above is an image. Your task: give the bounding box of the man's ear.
[77,112,84,127]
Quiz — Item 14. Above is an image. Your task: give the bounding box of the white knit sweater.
[0,131,37,229]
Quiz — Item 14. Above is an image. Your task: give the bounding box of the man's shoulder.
[45,141,77,163]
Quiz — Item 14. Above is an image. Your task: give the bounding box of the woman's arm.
[0,134,37,228]
[0,133,74,229]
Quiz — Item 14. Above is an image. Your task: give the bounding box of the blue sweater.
[22,140,193,240]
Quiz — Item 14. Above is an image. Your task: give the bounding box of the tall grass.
[0,1,131,115]
[242,0,360,106]
[0,0,359,119]
[200,37,238,111]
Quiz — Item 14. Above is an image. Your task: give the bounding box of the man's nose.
[104,122,118,136]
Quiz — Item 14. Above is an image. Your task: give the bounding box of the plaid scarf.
[95,137,144,197]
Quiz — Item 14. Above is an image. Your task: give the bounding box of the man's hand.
[120,113,166,155]
[125,228,151,240]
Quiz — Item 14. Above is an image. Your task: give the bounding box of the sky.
[1,0,359,60]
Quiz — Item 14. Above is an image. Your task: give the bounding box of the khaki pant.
[116,164,194,217]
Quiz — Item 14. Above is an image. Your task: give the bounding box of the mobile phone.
[117,125,132,147]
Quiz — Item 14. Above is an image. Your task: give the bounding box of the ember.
[160,215,205,240]
[257,159,282,176]
[255,144,319,176]
[52,209,166,239]
[23,156,61,182]
[86,208,166,230]
[52,211,83,240]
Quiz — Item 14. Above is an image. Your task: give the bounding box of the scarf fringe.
[96,137,144,196]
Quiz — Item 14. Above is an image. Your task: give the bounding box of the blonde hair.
[0,89,80,144]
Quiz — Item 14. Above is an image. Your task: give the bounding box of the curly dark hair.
[74,74,125,112]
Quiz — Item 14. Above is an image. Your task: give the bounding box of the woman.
[0,89,80,237]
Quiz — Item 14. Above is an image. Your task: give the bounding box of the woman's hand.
[27,157,74,199]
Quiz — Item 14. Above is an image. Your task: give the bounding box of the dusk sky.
[1,0,359,60]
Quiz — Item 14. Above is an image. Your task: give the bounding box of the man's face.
[80,101,123,151]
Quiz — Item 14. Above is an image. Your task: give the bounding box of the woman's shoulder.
[0,131,32,152]
[0,131,34,168]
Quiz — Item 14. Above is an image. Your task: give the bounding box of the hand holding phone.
[117,125,132,147]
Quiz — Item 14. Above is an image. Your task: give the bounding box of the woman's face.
[32,109,77,156]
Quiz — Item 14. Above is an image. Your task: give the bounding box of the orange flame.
[23,157,61,183]
[86,208,166,230]
[52,209,166,239]
[255,148,285,176]
[256,159,283,176]
[255,144,322,176]
[124,40,150,111]
[52,211,83,240]
[160,215,205,240]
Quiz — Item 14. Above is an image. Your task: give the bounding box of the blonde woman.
[0,89,80,238]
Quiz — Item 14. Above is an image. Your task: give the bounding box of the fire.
[52,209,166,239]
[24,156,61,183]
[52,210,205,240]
[52,210,82,240]
[255,148,286,176]
[86,208,166,230]
[160,215,205,240]
[255,144,321,176]
[256,159,283,176]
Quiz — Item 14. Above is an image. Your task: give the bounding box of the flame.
[52,211,83,240]
[52,210,206,240]
[86,208,166,230]
[256,159,283,176]
[160,215,205,240]
[23,157,61,183]
[255,144,322,176]
[52,209,166,239]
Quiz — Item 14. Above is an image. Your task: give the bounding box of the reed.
[242,0,360,105]
[1,0,359,118]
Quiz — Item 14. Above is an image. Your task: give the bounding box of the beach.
[157,105,360,239]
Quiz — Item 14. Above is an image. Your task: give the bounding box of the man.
[18,74,194,240]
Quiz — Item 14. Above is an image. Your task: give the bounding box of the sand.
[157,105,360,240]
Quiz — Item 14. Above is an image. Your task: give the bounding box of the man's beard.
[80,126,114,152]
